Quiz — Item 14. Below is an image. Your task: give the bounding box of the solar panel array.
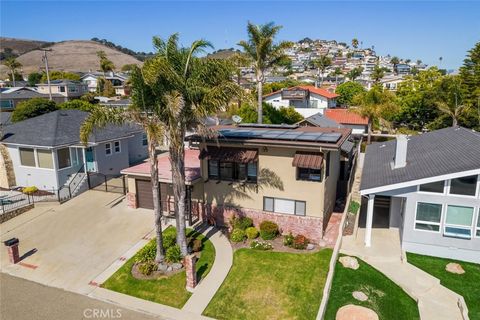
[218,129,342,143]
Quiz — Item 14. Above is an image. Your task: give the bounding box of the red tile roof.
[121,149,201,183]
[263,85,339,99]
[324,109,369,125]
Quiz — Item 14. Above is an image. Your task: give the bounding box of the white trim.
[105,142,112,156]
[360,169,480,195]
[413,201,442,234]
[447,175,479,199]
[114,140,121,153]
[474,207,480,239]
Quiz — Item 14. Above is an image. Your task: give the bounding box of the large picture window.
[414,202,442,232]
[419,180,445,193]
[449,175,478,196]
[263,196,306,216]
[19,148,35,167]
[444,205,474,239]
[37,149,53,169]
[57,148,71,169]
[208,160,257,183]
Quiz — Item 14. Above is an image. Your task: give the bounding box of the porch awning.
[292,152,324,169]
[199,147,257,163]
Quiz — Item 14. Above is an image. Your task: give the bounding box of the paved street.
[0,273,161,320]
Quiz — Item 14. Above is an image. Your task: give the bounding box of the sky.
[1,1,479,69]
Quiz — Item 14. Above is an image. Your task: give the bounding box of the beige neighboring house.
[0,87,66,111]
[123,124,353,242]
[36,80,88,99]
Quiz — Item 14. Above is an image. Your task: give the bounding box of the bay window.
[444,205,474,239]
[414,202,442,232]
[449,175,478,196]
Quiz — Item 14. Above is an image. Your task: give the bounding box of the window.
[476,212,480,237]
[449,175,478,196]
[57,148,71,169]
[247,162,257,182]
[1,100,13,109]
[208,160,219,178]
[19,148,35,167]
[68,85,77,92]
[105,143,112,155]
[263,196,306,216]
[414,202,442,232]
[220,162,234,180]
[114,141,121,153]
[419,180,445,193]
[325,152,331,177]
[59,86,66,92]
[444,205,474,239]
[208,160,257,182]
[142,134,148,146]
[297,167,322,181]
[37,149,53,169]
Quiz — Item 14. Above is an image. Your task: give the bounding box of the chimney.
[393,135,408,169]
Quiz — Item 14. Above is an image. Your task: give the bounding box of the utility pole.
[37,48,53,101]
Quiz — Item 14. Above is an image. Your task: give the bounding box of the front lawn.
[102,228,215,309]
[204,248,332,320]
[324,255,420,320]
[407,252,480,320]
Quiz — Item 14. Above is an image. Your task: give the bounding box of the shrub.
[165,245,182,263]
[230,229,246,243]
[260,221,279,240]
[245,227,259,239]
[250,240,273,250]
[283,233,294,247]
[135,241,156,263]
[234,217,253,230]
[293,235,309,250]
[22,186,38,194]
[348,200,360,215]
[138,261,157,275]
[192,239,202,252]
[162,228,177,250]
[12,98,58,122]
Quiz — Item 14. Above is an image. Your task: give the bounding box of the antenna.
[232,115,242,125]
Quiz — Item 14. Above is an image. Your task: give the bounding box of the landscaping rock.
[167,266,173,272]
[445,262,465,274]
[336,304,379,320]
[306,243,315,250]
[157,263,168,272]
[352,291,368,301]
[171,263,183,270]
[339,256,359,270]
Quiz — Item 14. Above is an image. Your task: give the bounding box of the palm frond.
[80,107,129,145]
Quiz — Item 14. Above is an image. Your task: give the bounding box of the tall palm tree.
[238,22,292,123]
[351,38,359,49]
[142,34,239,255]
[312,55,332,86]
[228,52,251,109]
[390,56,400,74]
[435,75,469,127]
[80,68,167,263]
[4,58,22,86]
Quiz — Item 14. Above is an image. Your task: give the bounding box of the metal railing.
[0,193,33,215]
[87,172,126,195]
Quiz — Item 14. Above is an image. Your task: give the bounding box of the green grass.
[102,229,215,309]
[407,252,480,320]
[348,200,360,215]
[204,248,332,320]
[324,255,420,320]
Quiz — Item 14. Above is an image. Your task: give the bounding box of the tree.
[351,38,359,49]
[238,22,292,123]
[312,55,332,86]
[142,34,240,256]
[335,81,366,106]
[80,73,167,263]
[237,103,302,124]
[59,100,95,112]
[11,98,57,122]
[346,66,363,81]
[228,52,251,109]
[97,50,115,75]
[27,72,43,86]
[3,58,22,86]
[416,59,422,65]
[434,75,469,127]
[102,79,116,97]
[390,56,400,74]
[41,71,81,82]
[121,64,137,72]
[330,67,343,84]
[459,41,480,109]
[371,64,387,83]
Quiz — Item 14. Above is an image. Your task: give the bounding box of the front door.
[85,147,96,172]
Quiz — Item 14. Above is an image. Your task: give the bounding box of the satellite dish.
[232,115,243,124]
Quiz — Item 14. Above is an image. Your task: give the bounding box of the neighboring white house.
[0,110,147,192]
[360,127,480,263]
[80,72,129,96]
[263,85,339,118]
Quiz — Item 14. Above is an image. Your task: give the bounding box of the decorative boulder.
[306,243,315,250]
[171,263,183,270]
[336,305,379,320]
[157,263,168,272]
[339,256,359,270]
[445,262,465,274]
[352,291,368,302]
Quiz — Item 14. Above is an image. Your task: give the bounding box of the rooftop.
[298,112,343,128]
[360,127,480,193]
[263,85,339,99]
[324,109,369,125]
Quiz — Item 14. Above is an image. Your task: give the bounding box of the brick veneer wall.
[204,204,324,242]
[126,192,137,209]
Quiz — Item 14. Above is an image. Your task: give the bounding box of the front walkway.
[341,229,464,320]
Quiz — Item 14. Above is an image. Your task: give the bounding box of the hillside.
[0,40,142,77]
[0,37,52,56]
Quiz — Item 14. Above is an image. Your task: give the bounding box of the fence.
[0,193,33,215]
[87,172,126,195]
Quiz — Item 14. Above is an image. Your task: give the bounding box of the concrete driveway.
[0,190,154,295]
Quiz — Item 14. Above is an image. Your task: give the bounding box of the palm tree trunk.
[237,72,242,110]
[148,140,165,263]
[169,139,188,256]
[11,69,16,87]
[257,80,263,124]
[452,117,458,127]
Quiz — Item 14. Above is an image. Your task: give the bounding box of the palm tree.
[435,76,469,127]
[80,69,167,263]
[347,66,363,81]
[4,58,22,86]
[97,50,115,76]
[331,67,343,85]
[229,52,251,109]
[390,56,400,74]
[351,38,359,49]
[238,22,292,123]
[371,65,386,83]
[416,59,422,66]
[142,34,240,255]
[312,55,332,86]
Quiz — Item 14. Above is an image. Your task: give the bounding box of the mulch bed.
[343,212,356,236]
[230,236,321,254]
[131,262,184,280]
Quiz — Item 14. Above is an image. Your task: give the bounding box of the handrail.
[67,164,86,198]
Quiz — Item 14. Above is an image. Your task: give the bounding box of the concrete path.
[342,229,464,320]
[182,226,233,314]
